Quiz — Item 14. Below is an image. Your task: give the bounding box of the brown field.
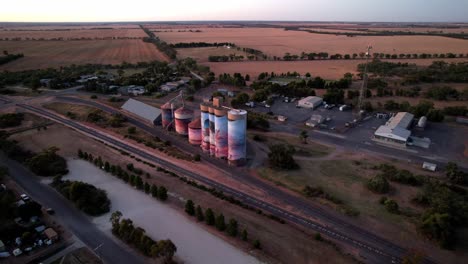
[156,27,468,57]
[0,28,147,40]
[205,58,468,80]
[0,40,168,71]
[0,24,141,30]
[366,27,468,34]
[176,46,250,63]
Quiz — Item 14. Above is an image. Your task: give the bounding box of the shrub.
[384,199,399,214]
[366,175,390,194]
[27,147,68,176]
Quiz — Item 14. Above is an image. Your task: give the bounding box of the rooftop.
[121,99,162,122]
[385,112,414,130]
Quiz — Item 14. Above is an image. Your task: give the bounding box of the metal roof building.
[297,96,323,109]
[374,112,414,146]
[121,98,162,125]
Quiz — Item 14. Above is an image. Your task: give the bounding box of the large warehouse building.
[297,96,323,109]
[374,112,414,146]
[121,98,162,125]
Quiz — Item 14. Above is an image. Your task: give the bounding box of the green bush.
[27,147,68,176]
[366,175,390,194]
[0,113,24,128]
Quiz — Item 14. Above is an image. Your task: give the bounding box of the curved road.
[17,102,433,264]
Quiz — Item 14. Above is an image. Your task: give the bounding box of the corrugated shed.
[121,99,162,123]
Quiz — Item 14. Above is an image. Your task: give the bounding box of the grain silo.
[208,106,216,156]
[214,107,228,159]
[200,103,210,152]
[174,107,193,136]
[188,117,202,145]
[228,109,247,166]
[161,102,173,128]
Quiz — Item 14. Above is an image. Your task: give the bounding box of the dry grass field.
[0,24,141,30]
[0,28,147,39]
[156,27,468,57]
[205,58,468,80]
[0,40,168,71]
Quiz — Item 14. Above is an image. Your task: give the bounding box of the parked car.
[20,194,30,202]
[46,208,55,215]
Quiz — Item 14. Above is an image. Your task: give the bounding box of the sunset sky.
[1,0,467,22]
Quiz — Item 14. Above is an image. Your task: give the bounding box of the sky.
[1,0,468,23]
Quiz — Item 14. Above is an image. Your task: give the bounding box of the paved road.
[17,103,436,264]
[0,155,145,264]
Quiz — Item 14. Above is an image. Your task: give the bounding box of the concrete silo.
[214,107,228,159]
[228,109,247,166]
[174,107,193,136]
[188,117,202,145]
[200,103,210,152]
[161,102,173,128]
[208,106,216,156]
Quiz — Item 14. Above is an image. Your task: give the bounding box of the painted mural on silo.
[215,114,228,158]
[188,118,202,145]
[209,108,216,155]
[201,110,210,152]
[161,103,173,128]
[174,107,193,136]
[228,110,247,165]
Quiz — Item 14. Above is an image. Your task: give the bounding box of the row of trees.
[382,100,445,122]
[184,200,260,249]
[140,26,177,60]
[110,211,177,263]
[0,52,24,65]
[170,42,235,48]
[78,149,168,201]
[218,73,247,87]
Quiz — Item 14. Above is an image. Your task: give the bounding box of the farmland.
[205,58,468,80]
[0,39,168,71]
[176,46,250,63]
[0,28,147,40]
[155,27,468,57]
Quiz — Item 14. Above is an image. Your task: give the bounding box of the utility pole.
[357,45,372,119]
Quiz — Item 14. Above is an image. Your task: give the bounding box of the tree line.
[110,211,177,263]
[170,42,235,48]
[78,149,168,201]
[140,25,177,60]
[184,199,261,249]
[0,52,24,65]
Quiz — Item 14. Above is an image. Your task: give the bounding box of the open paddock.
[0,23,141,30]
[205,58,468,80]
[156,27,468,57]
[0,28,147,40]
[176,46,250,63]
[0,40,168,71]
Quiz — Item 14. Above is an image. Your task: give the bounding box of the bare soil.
[0,29,147,40]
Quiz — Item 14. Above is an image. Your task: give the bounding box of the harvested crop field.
[156,27,468,57]
[205,58,468,80]
[0,40,168,71]
[0,28,147,40]
[0,24,141,30]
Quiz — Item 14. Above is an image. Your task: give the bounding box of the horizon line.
[1,20,468,24]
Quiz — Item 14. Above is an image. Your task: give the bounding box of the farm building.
[44,228,58,242]
[374,112,414,146]
[121,98,162,125]
[297,96,323,109]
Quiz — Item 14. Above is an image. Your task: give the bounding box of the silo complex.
[188,118,202,145]
[200,103,210,152]
[174,107,193,136]
[214,108,228,158]
[161,102,173,128]
[228,109,247,166]
[208,107,216,155]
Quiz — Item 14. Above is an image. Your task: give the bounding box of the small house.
[44,228,58,242]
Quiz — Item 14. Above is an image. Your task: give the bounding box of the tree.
[216,213,226,231]
[299,130,308,144]
[253,239,261,249]
[196,205,204,222]
[185,200,195,216]
[445,162,467,185]
[27,147,68,176]
[78,149,84,158]
[205,208,215,225]
[104,161,110,172]
[144,182,150,194]
[135,176,143,190]
[366,175,390,194]
[419,212,454,249]
[17,201,42,221]
[156,239,177,263]
[157,186,168,201]
[245,74,250,81]
[151,184,158,197]
[384,199,399,214]
[241,229,248,241]
[268,144,298,170]
[226,219,238,236]
[426,109,444,122]
[128,126,136,134]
